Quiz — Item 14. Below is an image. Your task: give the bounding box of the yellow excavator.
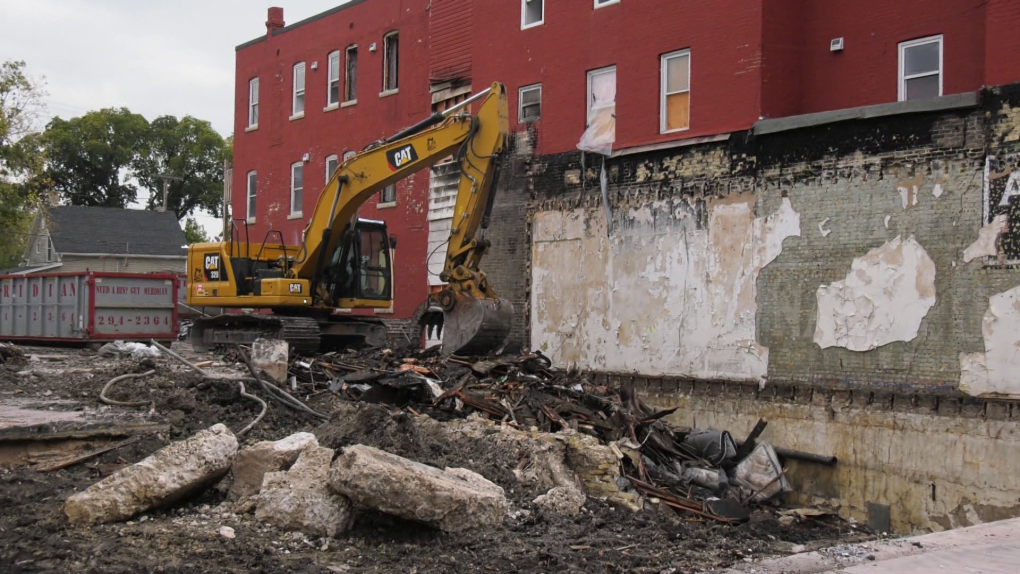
[185,82,512,356]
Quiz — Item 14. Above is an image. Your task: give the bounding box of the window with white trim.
[660,49,691,133]
[290,162,304,215]
[521,0,543,29]
[343,151,356,161]
[380,184,396,205]
[382,32,399,92]
[519,84,541,123]
[586,66,616,119]
[246,171,257,221]
[325,155,339,185]
[327,51,341,107]
[292,62,306,116]
[248,78,259,128]
[898,35,942,101]
[345,45,358,102]
[594,0,619,8]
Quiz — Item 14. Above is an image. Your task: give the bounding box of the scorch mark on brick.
[814,235,936,351]
[959,284,1020,399]
[530,196,799,381]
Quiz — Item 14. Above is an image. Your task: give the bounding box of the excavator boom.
[186,83,512,355]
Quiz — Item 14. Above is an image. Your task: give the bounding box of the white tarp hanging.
[578,68,616,156]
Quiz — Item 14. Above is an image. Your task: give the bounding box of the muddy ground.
[0,345,870,574]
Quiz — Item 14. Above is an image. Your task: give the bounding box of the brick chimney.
[266,7,285,38]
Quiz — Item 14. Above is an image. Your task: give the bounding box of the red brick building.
[231,0,1020,325]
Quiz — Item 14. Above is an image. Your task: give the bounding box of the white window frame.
[382,32,399,94]
[586,65,616,120]
[518,84,542,123]
[292,62,306,118]
[344,44,358,103]
[521,0,544,30]
[290,162,304,217]
[660,49,691,134]
[246,171,257,222]
[326,51,341,108]
[247,78,259,129]
[343,150,356,161]
[325,154,339,185]
[898,35,942,102]
[594,0,620,8]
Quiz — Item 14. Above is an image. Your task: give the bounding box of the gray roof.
[47,206,187,257]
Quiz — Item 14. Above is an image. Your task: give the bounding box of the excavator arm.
[187,82,511,355]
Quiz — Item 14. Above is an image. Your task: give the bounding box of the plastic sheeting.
[578,68,616,156]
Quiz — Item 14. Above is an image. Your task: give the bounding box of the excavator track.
[190,314,321,354]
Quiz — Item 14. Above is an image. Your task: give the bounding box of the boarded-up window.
[661,50,690,132]
[383,32,399,92]
[345,45,358,102]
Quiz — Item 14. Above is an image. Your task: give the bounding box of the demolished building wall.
[481,83,1020,533]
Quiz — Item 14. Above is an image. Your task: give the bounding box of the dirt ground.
[0,344,870,574]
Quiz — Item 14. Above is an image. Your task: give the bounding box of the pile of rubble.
[54,339,835,541]
[286,344,809,522]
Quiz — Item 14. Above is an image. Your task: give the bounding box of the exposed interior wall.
[531,195,798,380]
[494,84,1020,533]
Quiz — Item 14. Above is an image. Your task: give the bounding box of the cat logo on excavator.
[386,144,418,171]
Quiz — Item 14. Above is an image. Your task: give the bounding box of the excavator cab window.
[327,221,392,302]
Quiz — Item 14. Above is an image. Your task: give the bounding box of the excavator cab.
[323,219,393,305]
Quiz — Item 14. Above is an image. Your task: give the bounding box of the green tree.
[183,217,210,244]
[41,107,148,207]
[0,60,46,269]
[134,115,227,220]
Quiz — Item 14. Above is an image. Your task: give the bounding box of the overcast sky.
[0,0,348,234]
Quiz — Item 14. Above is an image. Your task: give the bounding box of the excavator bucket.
[416,292,513,356]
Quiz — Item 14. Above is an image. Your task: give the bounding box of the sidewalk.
[715,517,1020,574]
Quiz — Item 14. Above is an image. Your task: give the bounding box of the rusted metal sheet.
[428,0,473,82]
[0,272,178,343]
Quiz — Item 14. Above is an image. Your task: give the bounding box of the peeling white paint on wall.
[818,218,832,237]
[897,185,919,209]
[962,214,1008,263]
[884,215,892,229]
[932,184,944,198]
[530,196,800,381]
[959,285,1020,399]
[814,235,937,351]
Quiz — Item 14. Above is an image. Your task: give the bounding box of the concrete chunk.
[64,424,238,525]
[253,338,289,383]
[328,445,508,533]
[533,486,586,517]
[255,446,354,538]
[228,432,318,501]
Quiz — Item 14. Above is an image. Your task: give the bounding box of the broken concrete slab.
[253,338,289,383]
[328,444,508,533]
[64,423,238,525]
[228,432,318,501]
[254,446,354,538]
[533,486,586,516]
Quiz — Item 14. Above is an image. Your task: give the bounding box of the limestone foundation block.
[64,424,238,525]
[328,444,508,533]
[228,432,318,501]
[255,446,354,538]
